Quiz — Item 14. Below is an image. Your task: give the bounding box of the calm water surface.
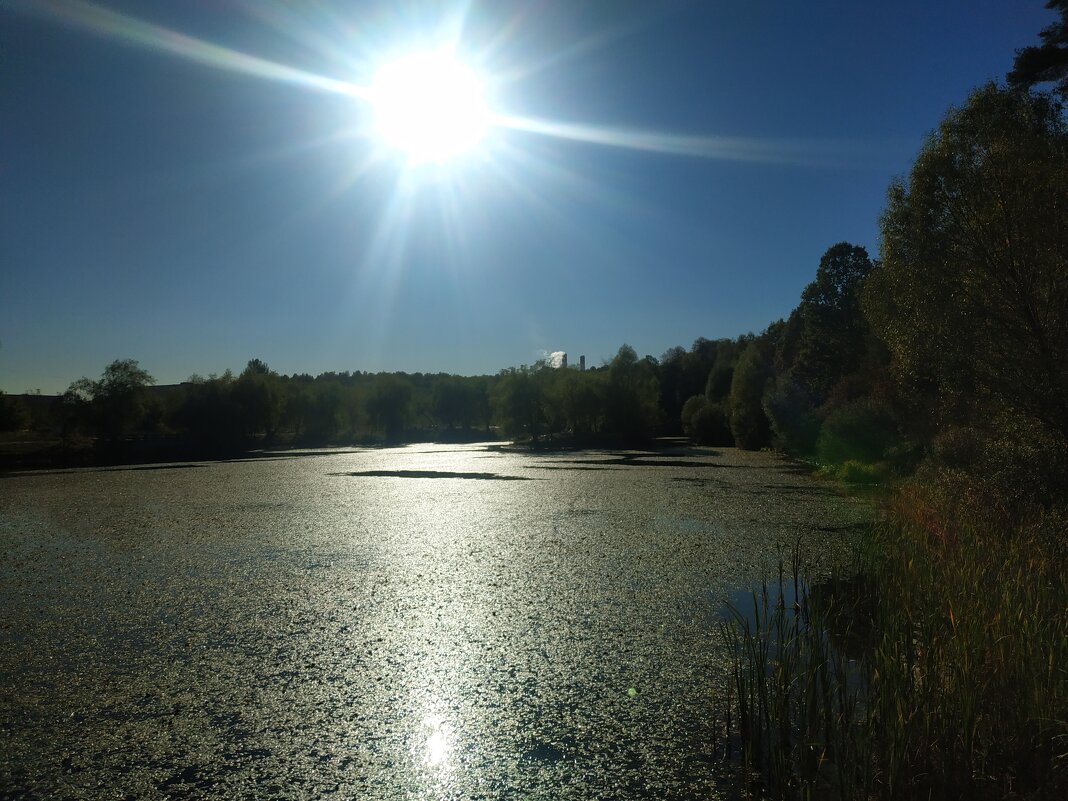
[0,443,867,800]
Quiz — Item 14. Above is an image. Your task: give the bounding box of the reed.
[720,489,1068,800]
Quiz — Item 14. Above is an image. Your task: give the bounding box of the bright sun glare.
[371,51,488,164]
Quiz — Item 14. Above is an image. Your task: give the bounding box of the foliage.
[790,243,875,401]
[817,459,885,485]
[660,338,742,435]
[0,391,29,432]
[761,375,820,455]
[431,376,478,429]
[1008,1,1068,97]
[366,374,413,442]
[492,366,546,441]
[867,84,1068,445]
[729,337,774,450]
[60,359,156,439]
[681,395,731,445]
[604,344,661,440]
[549,368,604,437]
[172,372,244,450]
[233,359,284,439]
[815,399,898,466]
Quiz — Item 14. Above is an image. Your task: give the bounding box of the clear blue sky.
[0,0,1056,393]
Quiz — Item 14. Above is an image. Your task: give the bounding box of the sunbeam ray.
[492,112,901,168]
[12,0,369,99]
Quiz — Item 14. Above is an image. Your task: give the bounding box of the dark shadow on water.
[331,470,538,481]
[107,463,202,472]
[0,445,365,476]
[1,463,204,478]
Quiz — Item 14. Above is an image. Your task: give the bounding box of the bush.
[917,421,1068,516]
[816,399,898,465]
[682,395,731,445]
[762,374,820,455]
[930,426,984,469]
[837,459,884,485]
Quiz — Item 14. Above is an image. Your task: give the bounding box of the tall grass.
[720,487,1068,800]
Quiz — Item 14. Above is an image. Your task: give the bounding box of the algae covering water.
[0,443,867,800]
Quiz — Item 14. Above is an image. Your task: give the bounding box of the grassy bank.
[720,481,1068,800]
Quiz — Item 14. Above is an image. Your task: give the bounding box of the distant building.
[579,355,585,372]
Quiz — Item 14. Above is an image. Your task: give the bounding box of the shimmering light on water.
[420,714,453,770]
[0,443,867,799]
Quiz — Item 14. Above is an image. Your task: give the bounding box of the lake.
[0,443,867,800]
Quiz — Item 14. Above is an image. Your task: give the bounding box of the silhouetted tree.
[172,372,244,450]
[759,244,878,455]
[492,366,546,442]
[1008,1,1068,97]
[550,368,604,438]
[0,391,28,432]
[61,359,155,439]
[605,344,660,439]
[791,243,875,399]
[658,346,689,434]
[432,376,480,430]
[367,374,413,441]
[233,359,283,438]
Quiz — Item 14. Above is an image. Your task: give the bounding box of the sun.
[371,51,489,164]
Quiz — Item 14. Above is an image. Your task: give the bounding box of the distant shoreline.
[0,432,707,474]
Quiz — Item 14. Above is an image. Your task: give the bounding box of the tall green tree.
[729,336,775,450]
[762,243,877,455]
[866,84,1068,440]
[772,243,875,403]
[605,344,660,439]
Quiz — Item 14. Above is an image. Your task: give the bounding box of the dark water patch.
[1,462,203,478]
[102,463,202,473]
[522,739,570,763]
[331,470,536,481]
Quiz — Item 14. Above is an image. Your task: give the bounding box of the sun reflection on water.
[420,713,454,772]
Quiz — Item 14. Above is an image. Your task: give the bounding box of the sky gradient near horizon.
[1,0,1057,393]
